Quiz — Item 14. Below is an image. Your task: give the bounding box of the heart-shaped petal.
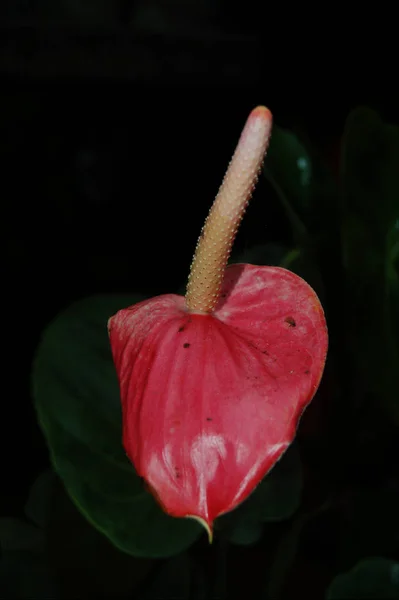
[108,263,327,536]
[108,106,328,540]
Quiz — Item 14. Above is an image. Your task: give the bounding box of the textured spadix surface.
[108,106,328,536]
[186,106,272,313]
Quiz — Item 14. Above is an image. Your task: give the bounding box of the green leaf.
[244,442,303,521]
[327,558,399,599]
[341,107,399,279]
[32,295,202,558]
[265,125,312,213]
[262,123,342,287]
[263,125,310,242]
[216,443,302,544]
[255,443,303,522]
[341,108,399,241]
[223,520,263,546]
[340,108,399,421]
[46,474,155,599]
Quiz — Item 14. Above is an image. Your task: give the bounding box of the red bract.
[108,107,328,540]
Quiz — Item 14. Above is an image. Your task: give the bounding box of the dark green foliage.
[14,107,399,598]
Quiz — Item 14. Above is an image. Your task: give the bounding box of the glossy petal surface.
[108,264,328,531]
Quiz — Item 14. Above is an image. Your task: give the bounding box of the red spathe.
[108,264,328,533]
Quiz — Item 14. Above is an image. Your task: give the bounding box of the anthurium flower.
[108,106,328,540]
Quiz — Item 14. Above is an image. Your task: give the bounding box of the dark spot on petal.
[183,343,190,348]
[178,326,185,332]
[305,370,310,374]
[206,417,212,421]
[262,349,269,355]
[285,316,296,327]
[221,293,227,298]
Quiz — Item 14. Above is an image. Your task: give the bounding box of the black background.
[1,2,398,598]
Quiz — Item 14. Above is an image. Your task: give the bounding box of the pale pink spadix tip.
[185,106,273,313]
